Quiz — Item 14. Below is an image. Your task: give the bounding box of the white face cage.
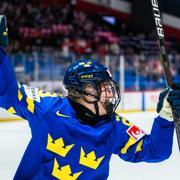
[81,80,121,116]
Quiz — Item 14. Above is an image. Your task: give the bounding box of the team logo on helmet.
[79,61,92,67]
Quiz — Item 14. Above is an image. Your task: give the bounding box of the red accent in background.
[42,0,180,40]
[164,25,180,40]
[43,0,67,6]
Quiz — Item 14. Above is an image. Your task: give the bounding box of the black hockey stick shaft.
[151,0,180,151]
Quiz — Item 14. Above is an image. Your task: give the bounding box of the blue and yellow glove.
[157,88,173,121]
[0,15,8,52]
[157,83,180,121]
[168,83,180,118]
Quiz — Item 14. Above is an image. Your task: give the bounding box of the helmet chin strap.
[94,102,99,116]
[81,90,110,116]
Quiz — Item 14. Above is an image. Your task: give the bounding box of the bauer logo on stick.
[151,0,164,38]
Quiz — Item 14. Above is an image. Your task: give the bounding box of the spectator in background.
[0,1,179,90]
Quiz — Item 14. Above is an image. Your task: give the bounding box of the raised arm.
[112,88,176,162]
[0,15,19,107]
[0,16,62,130]
[113,115,174,162]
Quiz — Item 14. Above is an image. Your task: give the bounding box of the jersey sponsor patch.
[24,85,40,102]
[126,125,145,141]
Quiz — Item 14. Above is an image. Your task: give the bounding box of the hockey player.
[0,15,180,180]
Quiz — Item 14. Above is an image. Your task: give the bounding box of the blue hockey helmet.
[63,59,112,89]
[63,59,121,116]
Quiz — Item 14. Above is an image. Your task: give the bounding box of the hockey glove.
[157,88,173,121]
[0,15,8,52]
[168,83,180,118]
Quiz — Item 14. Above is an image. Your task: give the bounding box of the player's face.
[98,82,114,115]
[83,82,114,115]
[82,80,120,116]
[100,82,113,102]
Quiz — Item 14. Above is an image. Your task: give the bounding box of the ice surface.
[0,112,179,180]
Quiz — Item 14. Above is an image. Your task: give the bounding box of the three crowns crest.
[52,158,82,180]
[79,147,104,169]
[47,133,105,174]
[46,134,74,157]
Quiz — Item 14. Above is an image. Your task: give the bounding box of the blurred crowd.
[0,0,180,90]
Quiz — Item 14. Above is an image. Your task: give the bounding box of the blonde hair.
[67,88,82,100]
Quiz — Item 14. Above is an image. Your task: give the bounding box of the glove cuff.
[159,110,173,121]
[157,88,173,122]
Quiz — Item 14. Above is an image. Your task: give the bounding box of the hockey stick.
[151,0,180,152]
